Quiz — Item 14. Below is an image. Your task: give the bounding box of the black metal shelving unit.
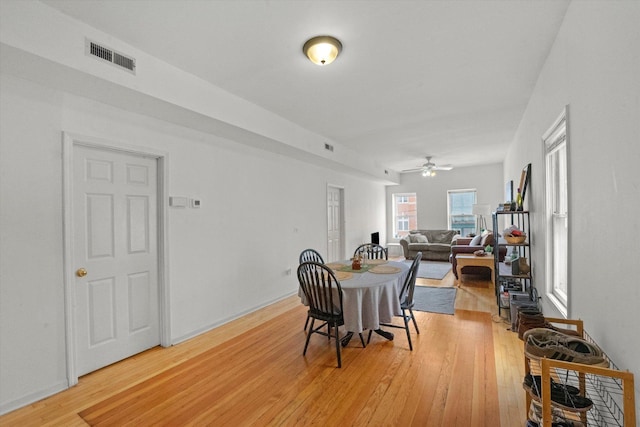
[493,210,533,318]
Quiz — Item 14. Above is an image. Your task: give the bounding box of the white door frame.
[62,132,171,387]
[327,184,345,261]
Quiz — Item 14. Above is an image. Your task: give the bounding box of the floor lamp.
[472,204,491,235]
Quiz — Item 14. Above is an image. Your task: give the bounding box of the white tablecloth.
[299,261,410,333]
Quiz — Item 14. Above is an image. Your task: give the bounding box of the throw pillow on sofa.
[414,234,428,243]
[481,232,494,246]
[409,234,427,243]
[469,235,482,246]
[427,230,457,244]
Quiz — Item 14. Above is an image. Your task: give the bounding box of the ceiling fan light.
[303,36,342,66]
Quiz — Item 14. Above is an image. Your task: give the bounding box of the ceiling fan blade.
[402,158,453,173]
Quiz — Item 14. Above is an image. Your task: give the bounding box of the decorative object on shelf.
[511,258,520,275]
[504,226,526,243]
[506,180,514,204]
[518,163,531,206]
[518,257,530,275]
[473,250,487,256]
[505,234,527,244]
[516,187,524,211]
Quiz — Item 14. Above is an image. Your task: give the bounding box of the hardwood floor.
[0,268,527,426]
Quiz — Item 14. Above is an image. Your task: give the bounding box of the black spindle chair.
[297,261,364,368]
[299,249,325,330]
[368,252,422,350]
[354,243,388,260]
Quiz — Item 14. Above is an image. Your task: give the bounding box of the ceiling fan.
[402,156,453,177]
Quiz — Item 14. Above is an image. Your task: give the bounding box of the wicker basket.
[505,234,527,244]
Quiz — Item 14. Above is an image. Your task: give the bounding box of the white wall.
[0,0,398,184]
[0,74,387,412]
[0,73,69,412]
[504,0,640,403]
[386,163,504,239]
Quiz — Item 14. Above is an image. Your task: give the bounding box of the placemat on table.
[369,265,401,274]
[325,262,346,271]
[338,265,372,273]
[364,259,388,265]
[333,271,353,281]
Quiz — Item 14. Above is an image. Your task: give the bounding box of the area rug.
[403,260,452,280]
[412,285,457,315]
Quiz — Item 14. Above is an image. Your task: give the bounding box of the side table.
[455,253,495,287]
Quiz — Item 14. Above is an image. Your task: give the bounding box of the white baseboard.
[0,380,69,416]
[171,291,297,345]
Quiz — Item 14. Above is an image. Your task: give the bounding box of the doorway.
[327,185,344,262]
[62,133,169,385]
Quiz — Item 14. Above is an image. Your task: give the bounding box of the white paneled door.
[327,186,344,262]
[73,145,160,376]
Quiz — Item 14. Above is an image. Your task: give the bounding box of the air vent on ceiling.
[324,143,334,152]
[85,38,136,74]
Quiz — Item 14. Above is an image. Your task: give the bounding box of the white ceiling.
[40,0,570,174]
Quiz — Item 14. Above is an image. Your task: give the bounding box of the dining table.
[299,259,410,346]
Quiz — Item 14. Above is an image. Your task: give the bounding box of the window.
[397,216,409,232]
[447,189,476,236]
[392,193,417,238]
[544,107,569,316]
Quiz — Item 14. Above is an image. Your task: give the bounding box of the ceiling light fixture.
[422,169,436,177]
[303,36,342,66]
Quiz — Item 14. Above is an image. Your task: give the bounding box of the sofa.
[399,229,459,261]
[449,231,507,279]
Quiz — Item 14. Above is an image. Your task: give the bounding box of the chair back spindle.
[299,248,324,264]
[353,243,388,260]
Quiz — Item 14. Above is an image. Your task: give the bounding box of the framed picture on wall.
[519,163,531,199]
[506,180,513,202]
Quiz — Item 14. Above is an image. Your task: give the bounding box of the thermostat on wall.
[169,196,188,208]
[191,199,201,208]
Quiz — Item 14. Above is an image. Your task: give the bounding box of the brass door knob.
[76,268,87,278]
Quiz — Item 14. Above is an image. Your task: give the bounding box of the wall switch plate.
[191,199,201,208]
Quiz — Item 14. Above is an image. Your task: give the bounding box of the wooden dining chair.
[353,243,388,260]
[297,261,365,368]
[368,252,422,350]
[298,249,325,331]
[299,248,324,264]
